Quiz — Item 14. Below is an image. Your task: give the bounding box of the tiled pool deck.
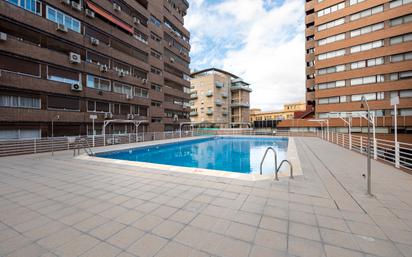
[0,137,411,257]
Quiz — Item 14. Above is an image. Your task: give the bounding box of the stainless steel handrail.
[275,160,293,181]
[260,147,277,175]
[74,138,94,156]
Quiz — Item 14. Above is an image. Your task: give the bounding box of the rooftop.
[0,137,411,257]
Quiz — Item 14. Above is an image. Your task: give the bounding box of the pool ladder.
[260,147,293,180]
[74,138,95,156]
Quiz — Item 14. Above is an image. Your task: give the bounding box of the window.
[46,6,81,33]
[86,51,110,66]
[113,82,133,96]
[390,0,412,9]
[87,75,111,91]
[7,0,41,15]
[318,96,345,104]
[149,15,161,27]
[317,2,345,17]
[350,57,384,70]
[151,83,162,92]
[351,92,384,102]
[350,40,383,53]
[150,32,161,43]
[350,75,384,86]
[133,106,148,116]
[318,49,345,60]
[390,33,412,45]
[390,52,412,62]
[47,66,80,84]
[135,87,148,98]
[151,66,162,75]
[0,129,41,140]
[349,0,365,5]
[47,95,80,111]
[87,101,110,113]
[350,22,384,37]
[390,71,412,80]
[151,101,161,107]
[400,90,412,98]
[350,5,383,21]
[318,18,344,31]
[318,33,345,46]
[151,49,162,60]
[318,80,345,90]
[390,14,412,26]
[0,54,40,77]
[0,95,40,109]
[318,65,345,75]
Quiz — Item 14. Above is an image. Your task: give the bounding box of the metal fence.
[0,131,194,157]
[318,131,412,171]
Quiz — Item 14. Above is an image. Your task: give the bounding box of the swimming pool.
[97,136,288,175]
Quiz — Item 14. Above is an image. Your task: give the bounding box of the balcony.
[206,91,213,97]
[221,92,228,98]
[190,93,198,99]
[190,111,198,116]
[222,111,228,116]
[231,85,252,92]
[215,81,224,88]
[231,100,250,108]
[206,110,213,115]
[215,99,222,106]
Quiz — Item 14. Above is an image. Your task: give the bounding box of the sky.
[185,0,306,111]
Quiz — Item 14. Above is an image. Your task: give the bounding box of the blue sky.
[186,0,306,110]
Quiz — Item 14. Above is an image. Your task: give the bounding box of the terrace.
[0,133,411,257]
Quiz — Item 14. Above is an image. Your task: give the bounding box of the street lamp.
[51,114,60,156]
[360,96,372,196]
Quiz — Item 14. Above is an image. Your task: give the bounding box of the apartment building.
[189,68,252,128]
[0,0,191,139]
[250,102,306,122]
[305,0,412,132]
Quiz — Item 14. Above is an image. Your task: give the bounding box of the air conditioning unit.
[71,83,82,91]
[61,0,70,5]
[133,17,140,25]
[56,24,68,33]
[118,70,125,77]
[0,32,7,41]
[100,64,108,72]
[71,1,82,11]
[126,94,133,100]
[127,114,134,119]
[113,3,121,11]
[90,37,99,46]
[69,52,81,64]
[168,42,172,47]
[142,78,147,84]
[170,57,175,63]
[85,9,95,18]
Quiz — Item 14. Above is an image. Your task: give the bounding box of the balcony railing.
[206,110,213,115]
[215,99,222,106]
[206,91,213,97]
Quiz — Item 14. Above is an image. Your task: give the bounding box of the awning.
[86,1,133,34]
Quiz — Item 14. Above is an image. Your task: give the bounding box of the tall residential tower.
[0,0,191,139]
[305,0,412,121]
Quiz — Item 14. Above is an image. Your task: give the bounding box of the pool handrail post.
[260,146,277,177]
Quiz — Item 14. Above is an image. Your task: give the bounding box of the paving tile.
[190,214,218,231]
[114,210,145,225]
[289,222,321,241]
[152,220,185,239]
[288,236,326,257]
[54,234,100,257]
[5,242,49,257]
[324,244,364,257]
[249,245,287,257]
[0,235,33,256]
[132,214,164,232]
[169,210,197,224]
[320,228,360,250]
[175,226,209,249]
[127,233,168,257]
[152,206,178,219]
[37,227,82,249]
[396,243,412,257]
[89,221,126,240]
[79,242,122,257]
[254,228,287,251]
[225,222,256,242]
[232,210,261,227]
[259,216,288,233]
[154,241,192,257]
[317,215,349,232]
[73,215,110,232]
[107,227,145,249]
[213,236,251,257]
[355,236,403,257]
[347,221,387,240]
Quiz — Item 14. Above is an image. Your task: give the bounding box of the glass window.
[7,0,41,15]
[0,95,40,109]
[46,6,81,33]
[86,75,111,91]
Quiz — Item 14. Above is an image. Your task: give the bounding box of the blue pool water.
[97,137,289,174]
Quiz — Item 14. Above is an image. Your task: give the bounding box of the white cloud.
[186,0,306,111]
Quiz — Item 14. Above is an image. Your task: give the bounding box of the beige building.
[250,102,306,122]
[189,68,252,127]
